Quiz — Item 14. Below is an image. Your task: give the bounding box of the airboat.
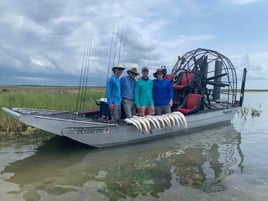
[2,48,247,148]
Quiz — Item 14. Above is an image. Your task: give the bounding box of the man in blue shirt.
[120,67,139,118]
[106,65,125,123]
[153,68,174,115]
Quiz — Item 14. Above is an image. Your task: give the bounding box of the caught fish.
[132,116,149,133]
[154,115,166,128]
[146,115,161,129]
[169,113,180,127]
[166,114,176,127]
[140,116,151,132]
[161,114,171,127]
[145,116,158,129]
[128,117,143,131]
[173,112,187,128]
[124,118,140,130]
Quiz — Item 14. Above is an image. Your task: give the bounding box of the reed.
[237,105,262,120]
[0,86,105,135]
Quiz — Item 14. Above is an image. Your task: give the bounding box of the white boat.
[2,48,247,148]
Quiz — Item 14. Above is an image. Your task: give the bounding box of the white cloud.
[0,0,267,89]
[241,53,268,80]
[223,0,263,5]
[229,52,268,89]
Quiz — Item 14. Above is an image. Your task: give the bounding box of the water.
[0,92,267,201]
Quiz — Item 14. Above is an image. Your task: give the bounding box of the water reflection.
[2,125,243,200]
[4,136,90,185]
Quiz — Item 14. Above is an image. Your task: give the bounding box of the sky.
[0,0,267,89]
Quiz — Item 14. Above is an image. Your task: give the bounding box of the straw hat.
[127,67,139,75]
[112,64,125,72]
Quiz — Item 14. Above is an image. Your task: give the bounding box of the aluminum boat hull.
[2,107,238,148]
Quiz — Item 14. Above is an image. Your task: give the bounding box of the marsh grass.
[0,86,105,135]
[237,105,262,120]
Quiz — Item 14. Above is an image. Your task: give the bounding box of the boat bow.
[2,107,21,120]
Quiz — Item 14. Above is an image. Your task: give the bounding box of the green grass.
[0,86,264,135]
[0,86,105,135]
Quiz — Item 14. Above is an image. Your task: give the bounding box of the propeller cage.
[171,48,238,107]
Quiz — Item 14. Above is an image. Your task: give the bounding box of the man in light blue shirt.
[120,67,139,118]
[106,65,125,123]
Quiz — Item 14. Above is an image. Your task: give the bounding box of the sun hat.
[127,67,139,75]
[112,64,125,72]
[153,68,165,78]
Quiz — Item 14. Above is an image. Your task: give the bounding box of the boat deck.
[10,101,234,124]
[12,108,101,122]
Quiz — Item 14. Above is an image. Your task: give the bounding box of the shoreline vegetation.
[0,86,265,136]
[0,86,105,136]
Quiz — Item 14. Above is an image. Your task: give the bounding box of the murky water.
[0,92,267,201]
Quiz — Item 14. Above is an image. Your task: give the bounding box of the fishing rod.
[117,27,124,65]
[104,28,123,94]
[105,34,115,89]
[75,42,87,111]
[75,35,94,112]
[79,38,90,111]
[81,34,94,110]
[112,30,119,67]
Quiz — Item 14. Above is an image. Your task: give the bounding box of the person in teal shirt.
[135,67,154,116]
[106,65,125,123]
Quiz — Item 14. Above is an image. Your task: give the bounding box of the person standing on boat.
[135,67,154,116]
[120,67,139,118]
[153,68,174,115]
[106,65,125,123]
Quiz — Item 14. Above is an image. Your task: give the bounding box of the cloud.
[0,0,179,80]
[228,51,268,90]
[238,53,268,80]
[222,0,263,5]
[0,0,267,89]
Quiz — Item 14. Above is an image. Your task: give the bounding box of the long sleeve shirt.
[135,78,154,107]
[106,75,121,106]
[120,75,136,100]
[153,78,174,106]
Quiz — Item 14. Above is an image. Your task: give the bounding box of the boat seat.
[177,93,203,115]
[173,71,196,105]
[173,71,195,91]
[165,73,173,81]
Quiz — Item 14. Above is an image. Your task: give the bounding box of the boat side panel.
[186,108,237,129]
[19,115,115,136]
[2,107,238,148]
[63,108,238,148]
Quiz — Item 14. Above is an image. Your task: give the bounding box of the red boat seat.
[177,93,202,115]
[165,74,173,81]
[173,71,195,91]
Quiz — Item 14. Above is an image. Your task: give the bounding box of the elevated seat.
[173,71,195,91]
[165,73,173,81]
[172,71,196,105]
[177,93,203,115]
